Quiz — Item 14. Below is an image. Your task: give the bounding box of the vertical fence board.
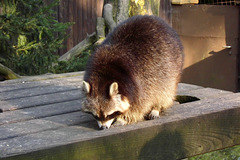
[72,0,77,46]
[97,0,104,17]
[82,0,88,42]
[68,0,74,51]
[159,0,172,26]
[77,0,83,44]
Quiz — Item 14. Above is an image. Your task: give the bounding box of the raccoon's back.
[84,15,184,104]
[103,15,183,74]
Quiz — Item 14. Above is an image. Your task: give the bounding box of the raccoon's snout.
[97,119,114,129]
[100,126,108,130]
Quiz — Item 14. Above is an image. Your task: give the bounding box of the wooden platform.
[0,71,240,160]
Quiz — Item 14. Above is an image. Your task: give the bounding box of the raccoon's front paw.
[112,118,127,127]
[148,109,160,120]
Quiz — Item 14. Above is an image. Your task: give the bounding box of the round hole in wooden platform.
[0,109,3,113]
[175,95,200,104]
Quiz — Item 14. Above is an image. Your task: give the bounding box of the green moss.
[189,145,240,160]
[129,0,160,16]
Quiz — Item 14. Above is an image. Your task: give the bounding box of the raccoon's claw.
[148,110,160,120]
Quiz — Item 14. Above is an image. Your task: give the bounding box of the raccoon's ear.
[82,81,91,94]
[109,82,118,96]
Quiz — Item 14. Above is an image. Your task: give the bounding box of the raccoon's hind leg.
[148,98,174,120]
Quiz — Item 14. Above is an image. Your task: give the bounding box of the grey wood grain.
[0,89,83,111]
[0,100,82,125]
[0,72,240,160]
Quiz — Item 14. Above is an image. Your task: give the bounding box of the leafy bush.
[0,0,72,75]
[190,145,240,160]
[54,48,92,74]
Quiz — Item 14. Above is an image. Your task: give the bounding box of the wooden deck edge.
[0,72,239,159]
[2,106,240,160]
[1,90,240,159]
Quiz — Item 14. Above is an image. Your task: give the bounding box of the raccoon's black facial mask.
[82,81,130,129]
[87,110,122,121]
[106,111,122,120]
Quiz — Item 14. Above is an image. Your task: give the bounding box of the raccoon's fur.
[81,15,184,129]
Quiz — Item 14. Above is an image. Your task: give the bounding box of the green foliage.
[54,49,92,74]
[0,0,72,75]
[190,145,240,160]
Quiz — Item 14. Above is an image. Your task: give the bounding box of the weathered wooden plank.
[0,126,89,158]
[177,87,233,99]
[0,72,84,85]
[0,91,240,159]
[0,83,50,93]
[42,111,94,126]
[1,106,239,159]
[177,83,203,93]
[0,112,96,141]
[0,89,82,111]
[0,76,83,93]
[0,100,82,125]
[0,86,77,101]
[165,93,240,118]
[0,119,65,141]
[1,71,240,159]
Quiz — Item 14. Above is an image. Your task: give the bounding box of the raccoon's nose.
[100,126,108,130]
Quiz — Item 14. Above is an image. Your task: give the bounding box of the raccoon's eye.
[107,111,122,119]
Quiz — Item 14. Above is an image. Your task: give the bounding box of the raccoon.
[81,15,184,129]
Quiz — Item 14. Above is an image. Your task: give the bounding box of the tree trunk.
[117,0,129,24]
[95,17,106,45]
[0,63,20,80]
[58,32,97,62]
[103,4,116,33]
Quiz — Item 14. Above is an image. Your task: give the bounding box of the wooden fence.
[44,0,104,55]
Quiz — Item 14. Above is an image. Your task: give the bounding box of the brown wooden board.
[172,5,240,92]
[0,86,77,101]
[178,87,233,100]
[0,72,240,159]
[0,100,82,125]
[0,89,83,111]
[0,72,84,85]
[1,104,240,159]
[0,112,96,141]
[0,77,82,93]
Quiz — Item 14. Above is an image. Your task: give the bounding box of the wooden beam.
[1,106,240,160]
[1,92,240,159]
[0,73,240,159]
